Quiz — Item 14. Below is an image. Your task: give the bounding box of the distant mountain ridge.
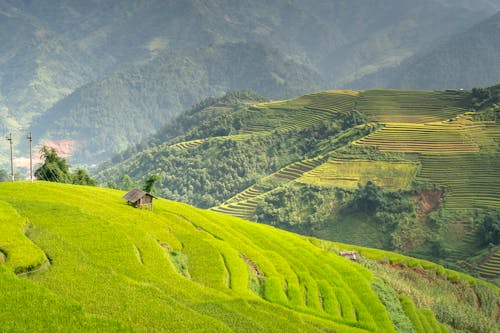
[32,42,325,163]
[0,0,499,165]
[349,10,500,89]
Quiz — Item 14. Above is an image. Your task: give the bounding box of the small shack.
[339,251,359,262]
[123,189,156,210]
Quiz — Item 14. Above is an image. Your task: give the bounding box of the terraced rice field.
[297,158,418,190]
[241,91,357,134]
[172,139,204,150]
[353,122,481,153]
[416,153,500,209]
[0,182,400,332]
[211,158,326,219]
[477,249,500,279]
[357,90,468,123]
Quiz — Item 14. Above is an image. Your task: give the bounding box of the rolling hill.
[0,181,498,332]
[96,85,500,283]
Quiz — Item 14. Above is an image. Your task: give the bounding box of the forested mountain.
[97,84,500,284]
[1,0,498,165]
[349,9,500,89]
[32,43,324,163]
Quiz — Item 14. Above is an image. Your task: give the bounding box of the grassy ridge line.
[0,182,395,332]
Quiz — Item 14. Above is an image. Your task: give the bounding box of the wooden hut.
[339,251,359,262]
[123,189,156,210]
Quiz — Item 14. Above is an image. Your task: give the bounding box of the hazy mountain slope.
[1,0,498,166]
[0,182,497,332]
[349,10,500,89]
[391,10,500,89]
[0,7,95,120]
[1,0,494,118]
[32,42,324,163]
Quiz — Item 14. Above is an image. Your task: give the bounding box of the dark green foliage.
[256,183,337,231]
[347,182,415,239]
[35,146,73,183]
[143,174,161,194]
[352,181,383,213]
[34,146,96,186]
[476,211,500,246]
[72,168,98,186]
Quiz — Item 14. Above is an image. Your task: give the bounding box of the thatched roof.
[123,189,156,203]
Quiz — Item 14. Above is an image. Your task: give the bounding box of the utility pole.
[27,132,33,182]
[6,133,13,182]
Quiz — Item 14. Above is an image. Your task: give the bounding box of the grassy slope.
[0,182,397,332]
[1,182,497,332]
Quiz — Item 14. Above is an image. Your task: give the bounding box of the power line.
[27,132,33,182]
[6,133,13,182]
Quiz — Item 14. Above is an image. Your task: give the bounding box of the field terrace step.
[171,139,204,150]
[211,157,327,220]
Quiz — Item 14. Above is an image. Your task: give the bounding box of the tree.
[354,181,383,212]
[120,174,136,190]
[477,212,500,245]
[73,168,97,186]
[35,146,72,183]
[34,146,96,186]
[143,174,161,194]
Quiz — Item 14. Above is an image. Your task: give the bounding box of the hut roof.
[123,189,157,203]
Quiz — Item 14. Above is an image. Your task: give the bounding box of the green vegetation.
[0,182,390,332]
[97,90,364,208]
[35,146,96,186]
[98,86,500,284]
[33,43,326,163]
[297,158,418,190]
[1,182,498,331]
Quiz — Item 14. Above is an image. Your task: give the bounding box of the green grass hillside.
[0,182,498,332]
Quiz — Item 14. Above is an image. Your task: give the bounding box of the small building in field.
[123,189,156,210]
[339,251,359,261]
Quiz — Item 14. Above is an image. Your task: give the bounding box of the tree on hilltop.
[35,146,97,185]
[143,174,161,194]
[35,146,73,183]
